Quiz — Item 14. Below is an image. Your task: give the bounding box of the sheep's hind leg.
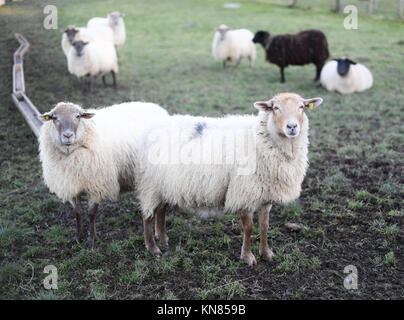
[102,75,107,87]
[143,215,162,256]
[280,67,286,83]
[155,203,169,246]
[314,64,323,82]
[73,197,84,242]
[111,71,117,88]
[239,212,257,266]
[258,204,274,261]
[87,203,99,249]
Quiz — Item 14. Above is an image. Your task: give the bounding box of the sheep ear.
[348,59,357,65]
[254,100,273,112]
[120,13,125,17]
[80,111,95,119]
[40,112,54,121]
[304,98,323,110]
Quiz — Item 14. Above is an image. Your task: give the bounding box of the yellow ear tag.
[308,103,314,109]
[45,115,51,120]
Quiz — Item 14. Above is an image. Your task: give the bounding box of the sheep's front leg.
[87,203,99,249]
[155,204,169,246]
[240,213,257,266]
[73,197,84,242]
[143,216,162,256]
[258,205,274,261]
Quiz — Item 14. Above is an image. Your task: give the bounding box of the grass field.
[0,0,403,299]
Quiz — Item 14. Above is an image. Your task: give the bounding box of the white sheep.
[87,12,126,49]
[39,101,169,248]
[320,58,373,94]
[67,38,118,90]
[136,92,323,265]
[212,24,256,68]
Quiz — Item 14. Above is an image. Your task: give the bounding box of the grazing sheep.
[320,57,373,94]
[136,92,323,265]
[67,39,118,91]
[253,29,329,83]
[212,24,256,68]
[61,25,114,57]
[39,101,169,248]
[87,12,126,49]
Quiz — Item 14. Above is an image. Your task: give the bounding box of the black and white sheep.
[252,29,329,83]
[320,57,373,94]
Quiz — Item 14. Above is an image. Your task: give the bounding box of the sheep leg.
[102,75,107,87]
[154,203,169,246]
[111,71,117,88]
[235,57,242,67]
[73,197,84,242]
[248,56,254,68]
[314,64,322,82]
[258,205,274,261]
[240,213,257,266]
[280,67,286,83]
[87,203,99,249]
[222,60,227,68]
[143,216,162,256]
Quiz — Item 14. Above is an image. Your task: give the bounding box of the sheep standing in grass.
[253,29,329,83]
[320,57,373,94]
[88,12,126,49]
[67,39,118,91]
[212,24,256,68]
[136,92,323,265]
[61,25,114,57]
[39,102,169,248]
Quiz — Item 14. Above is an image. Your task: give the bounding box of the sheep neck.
[255,112,308,162]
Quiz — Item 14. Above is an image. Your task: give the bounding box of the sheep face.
[252,31,270,46]
[40,103,95,152]
[334,58,357,77]
[254,93,323,138]
[108,12,124,27]
[216,24,231,41]
[72,40,88,57]
[63,26,79,44]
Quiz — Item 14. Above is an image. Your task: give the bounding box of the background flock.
[62,11,373,94]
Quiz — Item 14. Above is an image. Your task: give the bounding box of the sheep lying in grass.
[61,25,114,57]
[212,24,256,68]
[320,57,373,94]
[67,39,118,91]
[253,29,329,83]
[39,101,169,248]
[136,92,323,265]
[88,12,126,49]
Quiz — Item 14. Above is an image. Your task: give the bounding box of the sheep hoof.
[148,246,162,257]
[240,252,257,266]
[156,234,169,247]
[259,248,274,261]
[87,237,95,249]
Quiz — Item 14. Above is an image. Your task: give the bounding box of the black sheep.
[252,29,329,83]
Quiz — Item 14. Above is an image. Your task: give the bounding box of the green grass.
[0,0,403,299]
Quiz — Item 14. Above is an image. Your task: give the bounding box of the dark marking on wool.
[191,122,207,139]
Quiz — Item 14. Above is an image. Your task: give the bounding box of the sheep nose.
[63,132,73,139]
[287,123,297,129]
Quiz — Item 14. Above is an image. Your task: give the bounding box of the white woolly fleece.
[39,102,169,206]
[87,16,126,48]
[212,28,256,64]
[67,38,118,78]
[136,110,309,220]
[320,60,373,94]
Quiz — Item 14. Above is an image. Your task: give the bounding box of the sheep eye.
[273,106,279,111]
[299,105,305,109]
